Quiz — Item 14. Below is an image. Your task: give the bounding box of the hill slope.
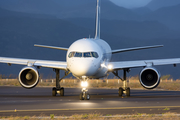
[143,4,180,30]
[0,0,139,20]
[146,0,180,10]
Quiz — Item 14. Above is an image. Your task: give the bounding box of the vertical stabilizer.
[95,0,100,39]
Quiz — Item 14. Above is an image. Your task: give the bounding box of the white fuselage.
[66,38,112,79]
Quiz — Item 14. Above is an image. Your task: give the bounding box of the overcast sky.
[110,0,152,9]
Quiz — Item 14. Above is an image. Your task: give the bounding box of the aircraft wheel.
[60,87,64,96]
[85,93,90,100]
[119,87,123,96]
[126,87,130,97]
[79,92,84,100]
[52,87,56,96]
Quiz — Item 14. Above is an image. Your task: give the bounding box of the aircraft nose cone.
[69,59,99,77]
[79,63,96,76]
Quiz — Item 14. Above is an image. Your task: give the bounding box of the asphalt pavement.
[0,86,180,116]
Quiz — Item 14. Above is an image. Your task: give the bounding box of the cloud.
[110,0,152,9]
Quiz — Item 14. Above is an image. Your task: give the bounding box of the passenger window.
[74,52,82,57]
[68,52,75,58]
[91,52,99,58]
[84,52,92,57]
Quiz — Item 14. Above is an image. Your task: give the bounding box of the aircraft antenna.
[95,0,101,39]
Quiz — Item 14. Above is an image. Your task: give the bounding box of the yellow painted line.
[0,106,180,113]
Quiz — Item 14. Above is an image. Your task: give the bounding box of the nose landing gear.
[79,77,90,100]
[79,88,90,100]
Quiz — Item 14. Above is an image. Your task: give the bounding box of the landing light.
[108,64,113,70]
[101,63,106,68]
[81,81,88,87]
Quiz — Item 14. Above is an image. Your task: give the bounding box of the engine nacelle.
[18,66,39,89]
[139,67,161,89]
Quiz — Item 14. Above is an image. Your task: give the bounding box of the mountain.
[2,0,180,31]
[0,7,56,19]
[146,0,180,10]
[0,0,139,20]
[0,0,63,15]
[132,7,152,15]
[143,4,180,30]
[66,18,179,39]
[0,8,94,60]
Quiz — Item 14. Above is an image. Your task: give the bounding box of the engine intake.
[139,67,161,89]
[19,66,39,89]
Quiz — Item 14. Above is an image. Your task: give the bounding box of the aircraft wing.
[109,58,180,71]
[111,45,163,54]
[0,57,67,70]
[34,44,68,51]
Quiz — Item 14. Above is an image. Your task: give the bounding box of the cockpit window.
[68,51,99,58]
[68,52,75,58]
[83,52,92,57]
[74,52,82,57]
[91,52,99,58]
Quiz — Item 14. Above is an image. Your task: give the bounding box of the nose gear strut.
[79,77,90,100]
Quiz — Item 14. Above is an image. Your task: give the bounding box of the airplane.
[0,0,180,100]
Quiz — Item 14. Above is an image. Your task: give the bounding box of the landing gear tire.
[60,87,64,96]
[79,92,90,100]
[85,93,90,100]
[52,87,64,96]
[79,92,84,100]
[119,87,123,96]
[52,87,56,96]
[126,87,130,97]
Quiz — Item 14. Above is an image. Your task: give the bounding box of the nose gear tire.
[85,93,90,100]
[79,92,84,100]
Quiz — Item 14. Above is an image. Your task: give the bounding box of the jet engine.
[18,66,39,89]
[139,67,161,89]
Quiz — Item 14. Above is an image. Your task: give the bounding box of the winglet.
[95,0,101,39]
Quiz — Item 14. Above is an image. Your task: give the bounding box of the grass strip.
[1,113,180,120]
[1,78,180,91]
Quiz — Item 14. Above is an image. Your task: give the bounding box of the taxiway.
[0,86,180,116]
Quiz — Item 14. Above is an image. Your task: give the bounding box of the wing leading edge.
[34,44,68,51]
[0,57,67,70]
[111,45,163,54]
[109,58,180,71]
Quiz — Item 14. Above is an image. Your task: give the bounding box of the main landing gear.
[79,77,90,100]
[113,69,130,97]
[52,69,70,96]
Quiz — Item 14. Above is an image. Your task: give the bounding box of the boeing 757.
[0,0,180,100]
